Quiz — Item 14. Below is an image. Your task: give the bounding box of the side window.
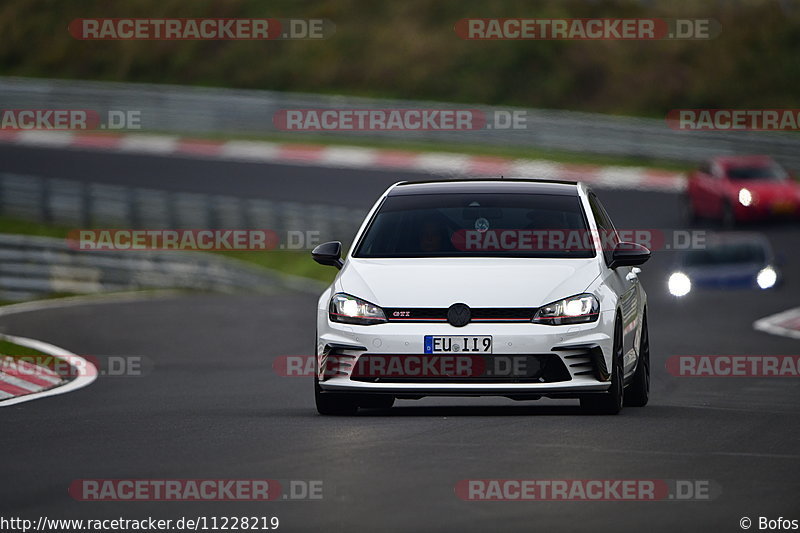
[711,162,724,179]
[588,193,619,266]
[698,162,711,175]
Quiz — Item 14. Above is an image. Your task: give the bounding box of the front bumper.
[734,201,800,221]
[316,310,615,397]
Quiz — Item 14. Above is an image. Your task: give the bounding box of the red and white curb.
[754,307,800,340]
[0,352,63,399]
[0,291,178,406]
[0,333,97,406]
[0,130,686,193]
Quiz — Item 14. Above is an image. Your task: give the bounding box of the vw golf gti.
[312,179,651,415]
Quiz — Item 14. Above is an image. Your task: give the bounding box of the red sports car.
[685,155,800,226]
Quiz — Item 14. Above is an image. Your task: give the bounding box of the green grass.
[0,339,46,360]
[216,249,336,283]
[0,217,69,238]
[3,0,798,119]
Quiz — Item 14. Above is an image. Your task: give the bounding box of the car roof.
[389,178,581,196]
[711,155,776,168]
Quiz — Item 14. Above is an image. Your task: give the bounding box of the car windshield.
[682,241,767,266]
[726,163,788,181]
[353,192,595,258]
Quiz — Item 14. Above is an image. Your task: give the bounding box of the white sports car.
[312,179,650,415]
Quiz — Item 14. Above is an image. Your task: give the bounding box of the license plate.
[424,335,492,354]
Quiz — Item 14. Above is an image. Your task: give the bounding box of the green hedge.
[1,0,798,115]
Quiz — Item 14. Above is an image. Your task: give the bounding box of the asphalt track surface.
[1,145,799,532]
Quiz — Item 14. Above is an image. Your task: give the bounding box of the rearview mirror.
[312,241,344,269]
[609,242,650,269]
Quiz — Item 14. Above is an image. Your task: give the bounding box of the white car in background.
[311,179,651,415]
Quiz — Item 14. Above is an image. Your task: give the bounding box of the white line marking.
[16,130,75,147]
[509,160,563,180]
[753,307,800,340]
[0,333,96,407]
[220,140,280,161]
[320,146,378,168]
[118,135,178,154]
[413,153,472,175]
[0,290,180,319]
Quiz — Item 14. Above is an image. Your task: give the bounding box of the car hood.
[336,257,602,307]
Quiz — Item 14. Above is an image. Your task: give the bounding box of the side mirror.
[312,241,344,269]
[609,242,650,269]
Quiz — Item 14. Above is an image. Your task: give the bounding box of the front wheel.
[624,312,650,407]
[358,394,395,409]
[721,201,736,229]
[315,377,358,415]
[684,194,699,225]
[581,317,623,415]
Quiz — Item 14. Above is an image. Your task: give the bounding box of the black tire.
[581,316,623,415]
[721,201,736,229]
[684,194,699,225]
[624,312,650,407]
[358,395,395,409]
[314,376,358,415]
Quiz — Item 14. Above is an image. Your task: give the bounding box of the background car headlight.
[738,188,753,206]
[532,293,599,325]
[668,272,692,297]
[756,266,777,289]
[329,293,387,325]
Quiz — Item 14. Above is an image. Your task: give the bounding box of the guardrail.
[0,232,321,302]
[0,173,364,242]
[0,172,363,300]
[2,76,799,169]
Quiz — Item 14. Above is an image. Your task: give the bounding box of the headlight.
[756,266,777,289]
[532,293,599,325]
[329,293,387,325]
[739,188,753,207]
[668,272,692,297]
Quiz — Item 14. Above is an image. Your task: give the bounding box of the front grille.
[385,307,536,323]
[349,353,571,384]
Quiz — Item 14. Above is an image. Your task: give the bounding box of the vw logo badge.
[447,303,471,327]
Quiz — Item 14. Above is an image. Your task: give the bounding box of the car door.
[690,161,717,216]
[697,160,731,218]
[588,193,641,378]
